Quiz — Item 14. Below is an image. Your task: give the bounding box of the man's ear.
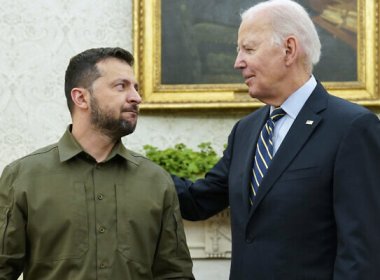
[71,88,90,110]
[283,36,298,66]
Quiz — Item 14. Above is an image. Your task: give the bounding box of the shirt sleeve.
[0,164,25,280]
[333,112,380,279]
[151,179,194,280]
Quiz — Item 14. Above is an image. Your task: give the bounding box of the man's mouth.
[125,110,138,114]
[244,75,254,85]
[122,105,139,115]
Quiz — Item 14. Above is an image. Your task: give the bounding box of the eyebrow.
[114,78,139,90]
[113,78,132,84]
[241,39,257,46]
[237,40,257,50]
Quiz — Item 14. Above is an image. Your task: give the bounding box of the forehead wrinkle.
[238,17,273,48]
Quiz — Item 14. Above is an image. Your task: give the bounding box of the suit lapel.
[248,83,328,218]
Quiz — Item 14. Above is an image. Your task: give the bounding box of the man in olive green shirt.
[0,47,194,280]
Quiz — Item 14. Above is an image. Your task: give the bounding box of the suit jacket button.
[246,236,254,243]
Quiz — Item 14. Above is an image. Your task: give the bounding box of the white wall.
[0,1,239,279]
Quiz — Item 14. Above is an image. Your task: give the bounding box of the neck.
[264,70,311,107]
[71,122,118,163]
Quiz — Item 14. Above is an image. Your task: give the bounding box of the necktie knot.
[270,107,286,123]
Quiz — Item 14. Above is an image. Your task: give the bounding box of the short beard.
[90,95,136,141]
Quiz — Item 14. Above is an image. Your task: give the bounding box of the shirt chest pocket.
[27,182,89,262]
[115,183,163,265]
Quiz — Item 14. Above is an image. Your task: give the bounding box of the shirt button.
[99,263,106,269]
[246,234,255,243]
[98,226,105,233]
[97,194,104,200]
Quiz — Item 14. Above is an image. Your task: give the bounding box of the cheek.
[249,54,269,73]
[262,57,285,76]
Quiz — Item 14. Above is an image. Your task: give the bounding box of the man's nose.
[128,88,142,104]
[234,53,245,69]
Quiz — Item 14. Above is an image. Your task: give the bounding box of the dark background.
[161,0,357,84]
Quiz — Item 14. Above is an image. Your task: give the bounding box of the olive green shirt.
[0,128,194,280]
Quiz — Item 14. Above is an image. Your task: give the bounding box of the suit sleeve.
[0,165,25,280]
[333,112,380,279]
[172,122,240,221]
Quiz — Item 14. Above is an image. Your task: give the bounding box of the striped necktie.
[250,107,286,205]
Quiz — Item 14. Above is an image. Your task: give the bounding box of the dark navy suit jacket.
[174,82,380,279]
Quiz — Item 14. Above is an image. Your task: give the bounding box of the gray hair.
[241,0,321,72]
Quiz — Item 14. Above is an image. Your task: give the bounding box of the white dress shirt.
[271,76,317,155]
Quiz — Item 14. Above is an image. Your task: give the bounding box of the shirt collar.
[271,75,317,119]
[58,125,139,165]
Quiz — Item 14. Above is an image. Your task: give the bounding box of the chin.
[121,121,137,135]
[248,90,258,99]
[249,91,268,103]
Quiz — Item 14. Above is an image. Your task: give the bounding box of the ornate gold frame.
[133,0,380,110]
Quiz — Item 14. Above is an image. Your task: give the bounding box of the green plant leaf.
[143,142,221,181]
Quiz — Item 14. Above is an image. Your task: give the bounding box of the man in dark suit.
[173,0,380,279]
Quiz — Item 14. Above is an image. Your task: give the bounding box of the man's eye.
[116,84,125,91]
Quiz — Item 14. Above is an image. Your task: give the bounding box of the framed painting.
[133,0,380,109]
